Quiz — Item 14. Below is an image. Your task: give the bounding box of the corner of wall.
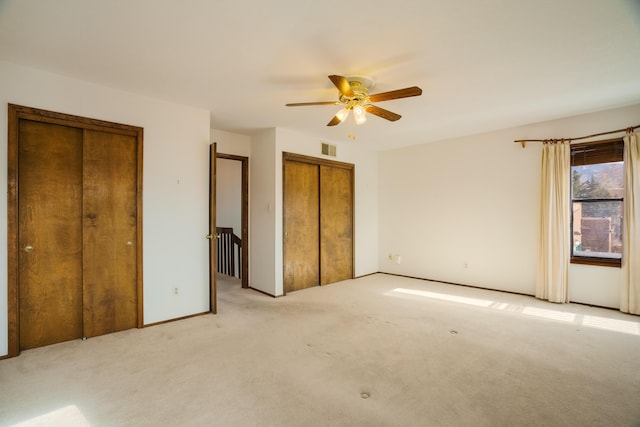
[249,129,278,295]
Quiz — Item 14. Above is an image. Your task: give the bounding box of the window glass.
[571,161,623,261]
[572,163,623,199]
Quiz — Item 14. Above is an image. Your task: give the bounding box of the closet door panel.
[283,160,320,292]
[82,130,138,337]
[320,165,353,285]
[18,120,84,349]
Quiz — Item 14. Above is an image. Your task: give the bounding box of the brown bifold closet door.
[18,120,84,349]
[283,160,320,292]
[11,104,142,355]
[82,129,138,338]
[320,165,353,285]
[283,153,354,294]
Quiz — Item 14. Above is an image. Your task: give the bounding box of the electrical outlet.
[173,287,179,295]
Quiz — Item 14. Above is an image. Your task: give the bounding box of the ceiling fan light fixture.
[335,107,350,122]
[353,105,367,125]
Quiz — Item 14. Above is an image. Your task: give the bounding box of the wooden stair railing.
[216,227,242,279]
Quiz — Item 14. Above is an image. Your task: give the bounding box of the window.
[570,138,624,267]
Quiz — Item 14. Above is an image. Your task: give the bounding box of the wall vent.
[321,142,337,157]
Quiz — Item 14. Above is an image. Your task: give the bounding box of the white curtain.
[621,132,640,314]
[536,141,571,303]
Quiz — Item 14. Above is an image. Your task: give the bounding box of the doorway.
[215,153,249,288]
[7,104,143,357]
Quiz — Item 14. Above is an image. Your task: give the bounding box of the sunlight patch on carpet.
[390,288,493,307]
[388,287,640,336]
[582,315,640,335]
[522,307,576,322]
[10,405,91,427]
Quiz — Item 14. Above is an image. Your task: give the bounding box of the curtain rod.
[514,124,640,148]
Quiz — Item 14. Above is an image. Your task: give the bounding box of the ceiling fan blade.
[328,75,355,98]
[368,86,422,102]
[327,115,342,126]
[286,101,341,107]
[365,105,401,121]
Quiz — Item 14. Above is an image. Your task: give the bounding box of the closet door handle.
[24,245,33,253]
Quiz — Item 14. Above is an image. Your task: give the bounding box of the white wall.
[249,129,277,295]
[0,61,212,356]
[379,103,640,308]
[212,128,251,157]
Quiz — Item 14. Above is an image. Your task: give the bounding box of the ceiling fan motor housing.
[339,76,373,107]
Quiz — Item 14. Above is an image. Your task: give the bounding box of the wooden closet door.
[82,129,138,337]
[320,165,353,285]
[18,120,84,350]
[9,104,143,356]
[283,160,320,292]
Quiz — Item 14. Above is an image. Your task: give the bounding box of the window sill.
[570,256,621,268]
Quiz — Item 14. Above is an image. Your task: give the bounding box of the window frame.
[570,137,624,268]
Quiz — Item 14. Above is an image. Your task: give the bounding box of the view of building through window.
[571,161,624,259]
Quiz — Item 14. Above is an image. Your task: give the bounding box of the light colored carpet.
[1,273,639,426]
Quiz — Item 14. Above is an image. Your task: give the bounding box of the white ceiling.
[1,0,640,150]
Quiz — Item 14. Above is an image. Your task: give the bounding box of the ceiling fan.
[285,75,422,126]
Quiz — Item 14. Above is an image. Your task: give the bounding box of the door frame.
[209,144,217,314]
[7,104,144,358]
[282,152,355,295]
[216,152,249,288]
